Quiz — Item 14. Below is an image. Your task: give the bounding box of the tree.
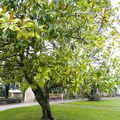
[4,83,9,98]
[0,0,117,120]
[80,45,120,101]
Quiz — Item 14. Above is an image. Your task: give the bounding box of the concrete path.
[0,99,79,111]
[0,97,120,111]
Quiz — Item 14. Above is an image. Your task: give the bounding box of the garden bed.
[0,98,22,105]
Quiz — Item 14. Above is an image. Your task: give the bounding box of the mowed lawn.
[66,98,120,107]
[1,98,120,120]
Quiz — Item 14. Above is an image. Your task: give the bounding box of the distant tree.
[80,47,120,101]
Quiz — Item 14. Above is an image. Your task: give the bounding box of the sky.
[111,0,119,6]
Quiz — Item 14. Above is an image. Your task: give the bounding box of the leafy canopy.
[0,0,117,92]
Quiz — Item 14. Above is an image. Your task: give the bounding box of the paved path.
[1,97,120,111]
[0,99,79,111]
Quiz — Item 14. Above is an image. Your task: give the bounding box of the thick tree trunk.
[24,72,54,120]
[32,87,54,120]
[88,84,100,101]
[40,100,54,120]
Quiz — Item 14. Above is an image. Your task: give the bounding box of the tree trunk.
[24,72,54,120]
[4,84,9,98]
[41,100,54,120]
[88,84,100,101]
[32,86,54,120]
[22,90,26,102]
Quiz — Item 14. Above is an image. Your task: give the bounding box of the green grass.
[66,98,120,107]
[1,98,120,120]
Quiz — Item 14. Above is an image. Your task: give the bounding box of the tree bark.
[24,72,54,120]
[32,86,54,120]
[4,84,9,98]
[88,84,100,101]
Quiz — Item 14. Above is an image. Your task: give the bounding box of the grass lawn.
[65,98,120,107]
[1,98,120,120]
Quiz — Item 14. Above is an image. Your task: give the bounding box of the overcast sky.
[111,0,119,6]
[110,0,120,57]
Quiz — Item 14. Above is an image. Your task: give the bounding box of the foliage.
[0,0,117,91]
[0,0,118,119]
[79,46,120,100]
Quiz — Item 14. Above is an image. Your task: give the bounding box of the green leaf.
[17,32,22,39]
[9,11,14,20]
[23,22,35,28]
[35,32,40,39]
[39,78,45,87]
[44,76,50,80]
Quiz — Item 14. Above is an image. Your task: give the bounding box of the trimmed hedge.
[0,98,22,105]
